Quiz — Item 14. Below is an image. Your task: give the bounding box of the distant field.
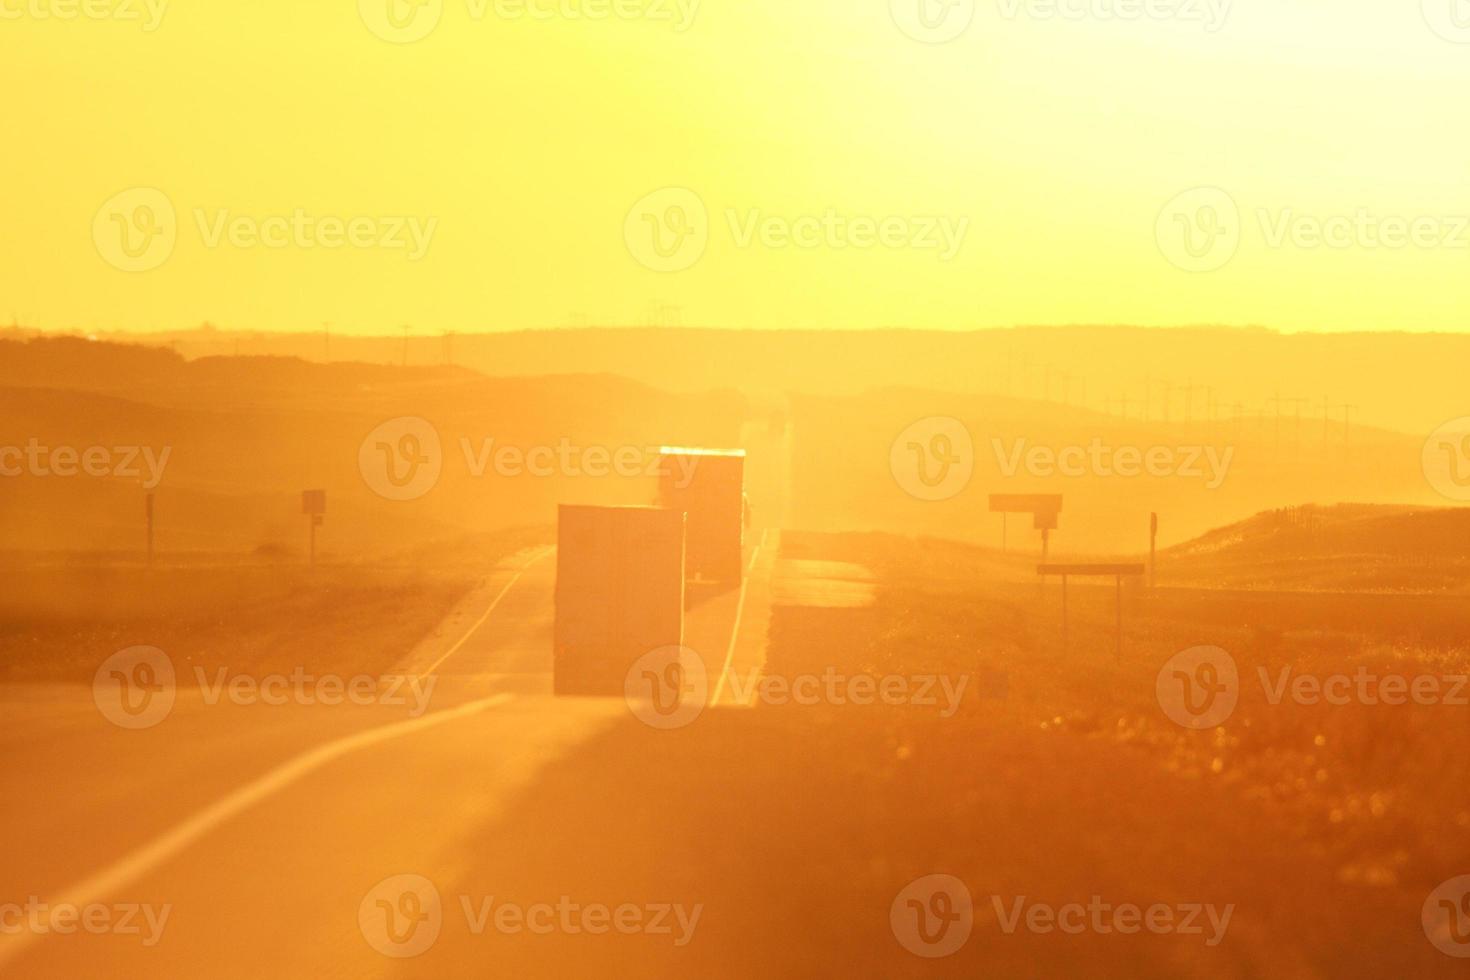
[469,530,1470,978]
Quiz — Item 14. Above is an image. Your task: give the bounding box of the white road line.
[711,528,769,707]
[0,693,513,972]
[0,552,548,973]
[417,547,551,680]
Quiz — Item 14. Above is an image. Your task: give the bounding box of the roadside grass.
[471,530,1470,978]
[0,526,549,684]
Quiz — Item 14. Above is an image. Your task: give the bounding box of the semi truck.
[656,447,746,584]
[552,504,686,696]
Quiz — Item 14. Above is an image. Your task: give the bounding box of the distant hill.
[0,338,745,559]
[1161,504,1470,592]
[56,324,1470,438]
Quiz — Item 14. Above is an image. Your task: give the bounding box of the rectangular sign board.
[989,494,1062,516]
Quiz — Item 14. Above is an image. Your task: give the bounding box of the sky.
[2,0,1469,334]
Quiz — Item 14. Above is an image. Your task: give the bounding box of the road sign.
[302,490,326,566]
[990,494,1063,558]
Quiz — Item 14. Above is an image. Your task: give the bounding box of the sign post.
[302,490,326,566]
[1036,563,1146,661]
[989,494,1063,558]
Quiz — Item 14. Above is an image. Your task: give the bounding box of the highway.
[0,417,790,978]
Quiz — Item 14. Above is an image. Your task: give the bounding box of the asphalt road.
[0,527,778,978]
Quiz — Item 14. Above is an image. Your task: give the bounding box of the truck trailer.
[553,504,686,696]
[656,447,746,584]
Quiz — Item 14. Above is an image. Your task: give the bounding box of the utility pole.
[145,493,155,566]
[1268,391,1283,455]
[401,325,411,367]
[1150,512,1159,591]
[1342,404,1359,462]
[1289,397,1309,449]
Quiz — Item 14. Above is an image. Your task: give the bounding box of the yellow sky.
[2,0,1468,333]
